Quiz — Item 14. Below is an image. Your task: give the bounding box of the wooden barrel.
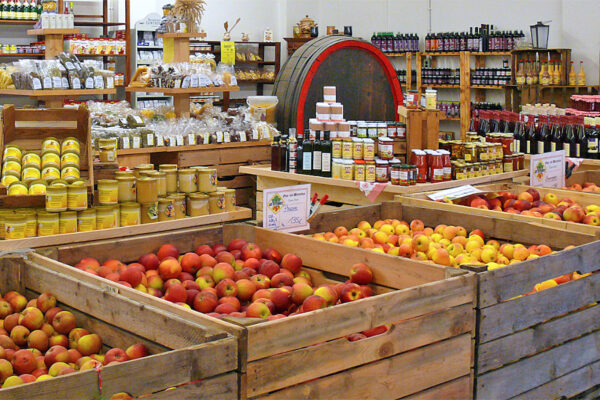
[273,35,403,134]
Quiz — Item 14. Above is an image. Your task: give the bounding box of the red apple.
[280,254,303,274]
[258,260,280,279]
[195,245,215,257]
[246,301,271,318]
[341,283,365,302]
[77,334,102,356]
[250,274,271,290]
[349,263,373,285]
[52,311,76,335]
[263,248,283,264]
[35,293,56,314]
[13,349,36,375]
[270,272,294,288]
[302,295,328,312]
[241,243,262,261]
[125,344,148,360]
[270,288,291,311]
[138,253,160,270]
[19,307,44,331]
[227,238,248,252]
[236,279,256,302]
[180,252,202,274]
[104,348,128,364]
[164,284,187,303]
[193,292,218,313]
[215,279,238,298]
[44,345,69,367]
[215,251,235,266]
[157,244,179,261]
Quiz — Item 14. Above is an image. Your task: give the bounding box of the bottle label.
[576,144,581,157]
[321,153,331,172]
[564,143,570,156]
[302,153,312,171]
[537,141,544,154]
[526,141,531,153]
[589,138,599,153]
[313,151,322,171]
[551,142,557,152]
[515,139,520,152]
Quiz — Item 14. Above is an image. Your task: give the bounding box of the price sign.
[220,41,236,65]
[263,184,310,232]
[530,150,565,188]
[427,185,483,201]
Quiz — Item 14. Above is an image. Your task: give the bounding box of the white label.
[576,143,581,157]
[537,142,544,154]
[190,74,199,88]
[94,75,104,89]
[428,185,483,201]
[181,76,191,88]
[203,134,210,144]
[65,61,75,70]
[132,136,141,148]
[313,151,322,171]
[252,128,259,140]
[85,77,94,89]
[551,142,557,152]
[52,76,62,89]
[530,150,565,188]
[527,141,531,153]
[176,135,184,146]
[216,132,224,143]
[324,94,336,102]
[564,143,571,156]
[224,132,231,143]
[168,136,177,147]
[316,113,330,121]
[32,78,42,90]
[146,133,154,146]
[187,134,196,145]
[156,135,164,146]
[433,168,444,177]
[322,153,331,172]
[443,166,452,176]
[239,131,247,142]
[61,77,69,89]
[121,137,131,149]
[198,75,212,87]
[71,78,81,89]
[43,77,52,89]
[303,153,312,170]
[263,184,310,232]
[106,76,114,89]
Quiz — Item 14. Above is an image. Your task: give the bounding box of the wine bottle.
[279,135,289,172]
[586,117,599,160]
[296,130,304,174]
[301,130,312,175]
[271,135,281,171]
[312,130,322,175]
[321,131,332,177]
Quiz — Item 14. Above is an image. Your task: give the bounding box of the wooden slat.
[0,369,99,400]
[245,274,475,361]
[109,140,271,156]
[477,329,600,400]
[179,146,270,167]
[305,203,383,233]
[512,360,600,400]
[144,372,239,400]
[400,375,472,400]
[253,334,472,400]
[477,304,600,374]
[479,272,600,343]
[246,303,473,397]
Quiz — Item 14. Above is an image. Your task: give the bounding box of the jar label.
[5,223,25,239]
[121,212,140,226]
[68,192,88,209]
[39,220,59,236]
[46,194,67,210]
[147,205,158,220]
[99,188,118,204]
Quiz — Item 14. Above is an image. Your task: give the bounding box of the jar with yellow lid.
[99,145,116,163]
[141,202,158,224]
[22,167,41,183]
[97,138,118,151]
[45,185,67,212]
[3,160,21,177]
[332,159,342,179]
[178,169,197,193]
[340,160,354,180]
[158,197,176,221]
[50,179,68,187]
[222,189,235,212]
[453,162,466,180]
[61,167,80,183]
[61,137,80,155]
[17,209,37,237]
[77,208,97,232]
[163,168,178,194]
[42,152,60,169]
[115,170,135,178]
[187,193,209,217]
[136,177,158,203]
[332,139,342,158]
[134,164,154,178]
[153,171,166,196]
[159,164,178,171]
[168,194,186,219]
[363,139,375,161]
[116,176,136,203]
[8,182,28,196]
[98,179,118,205]
[342,138,353,159]
[3,146,22,162]
[112,205,120,228]
[61,152,80,169]
[464,143,477,162]
[29,180,47,195]
[22,152,40,169]
[354,160,366,181]
[1,175,19,188]
[67,183,87,211]
[4,214,26,239]
[59,211,77,234]
[365,160,376,182]
[208,191,226,214]
[42,137,60,154]
[197,169,217,193]
[352,138,363,159]
[96,205,117,230]
[41,166,60,182]
[120,202,140,226]
[38,211,59,236]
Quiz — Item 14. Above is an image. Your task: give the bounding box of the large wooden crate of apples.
[33,223,476,399]
[0,254,238,399]
[302,201,600,399]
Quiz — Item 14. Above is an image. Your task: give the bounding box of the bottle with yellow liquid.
[540,61,551,86]
[569,61,577,86]
[552,60,561,85]
[516,61,526,85]
[525,61,534,85]
[577,61,586,86]
[547,61,554,84]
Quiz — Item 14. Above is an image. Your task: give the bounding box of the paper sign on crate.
[530,150,565,188]
[427,185,483,201]
[263,184,310,232]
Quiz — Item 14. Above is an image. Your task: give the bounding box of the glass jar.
[197,169,217,193]
[363,139,375,161]
[375,159,389,182]
[134,164,154,178]
[4,214,26,240]
[352,138,363,160]
[8,182,28,196]
[169,194,186,219]
[357,122,367,138]
[61,167,80,183]
[477,143,488,162]
[41,167,60,182]
[153,171,167,197]
[342,138,353,159]
[42,137,60,154]
[365,161,376,183]
[59,211,77,234]
[115,170,135,179]
[67,183,87,211]
[396,123,406,138]
[162,168,178,194]
[61,137,80,155]
[28,180,47,196]
[60,152,80,169]
[331,159,343,179]
[97,179,118,205]
[440,150,452,181]
[116,176,136,203]
[22,152,41,169]
[96,205,116,230]
[3,160,21,177]
[464,143,477,162]
[377,137,394,160]
[99,145,116,162]
[390,163,401,185]
[38,211,60,236]
[21,167,39,183]
[387,122,397,138]
[503,156,513,173]
[45,185,67,212]
[120,202,141,226]
[340,160,354,180]
[453,162,464,180]
[367,123,378,138]
[77,208,97,232]
[1,175,19,188]
[332,138,342,159]
[223,189,236,212]
[187,193,209,216]
[136,177,158,204]
[178,169,197,193]
[141,202,158,224]
[158,197,176,221]
[501,133,514,156]
[354,160,366,181]
[377,122,387,137]
[511,155,519,172]
[516,153,524,170]
[3,146,22,162]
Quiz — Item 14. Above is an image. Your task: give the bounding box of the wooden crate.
[0,104,94,208]
[0,254,237,400]
[33,223,477,400]
[398,182,600,236]
[108,140,271,206]
[566,169,600,188]
[242,165,527,218]
[397,105,443,154]
[303,201,600,399]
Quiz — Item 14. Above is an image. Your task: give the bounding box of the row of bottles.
[371,32,419,53]
[0,0,42,20]
[271,130,334,177]
[471,66,511,86]
[472,111,600,159]
[421,68,460,85]
[515,59,586,86]
[425,27,525,53]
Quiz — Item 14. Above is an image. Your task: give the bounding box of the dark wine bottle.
[271,135,281,171]
[312,130,322,176]
[301,131,312,174]
[321,131,332,177]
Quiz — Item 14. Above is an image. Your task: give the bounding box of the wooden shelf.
[27,28,80,36]
[0,53,44,57]
[158,32,202,39]
[102,139,271,156]
[471,52,512,56]
[421,84,460,89]
[441,116,461,121]
[0,19,37,25]
[237,79,275,84]
[471,85,507,89]
[125,86,240,94]
[235,60,276,65]
[0,88,116,96]
[74,21,126,27]
[421,52,460,56]
[386,52,418,57]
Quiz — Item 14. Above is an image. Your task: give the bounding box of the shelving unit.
[385,52,416,91]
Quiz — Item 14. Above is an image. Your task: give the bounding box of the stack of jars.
[409,149,452,184]
[331,137,377,182]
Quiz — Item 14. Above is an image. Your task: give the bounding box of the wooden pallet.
[398,182,600,237]
[33,223,476,400]
[0,255,237,400]
[302,201,600,399]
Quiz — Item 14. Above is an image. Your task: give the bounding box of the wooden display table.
[240,165,528,220]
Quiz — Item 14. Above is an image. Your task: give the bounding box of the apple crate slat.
[0,254,238,400]
[397,182,600,237]
[566,169,600,189]
[303,201,600,399]
[31,223,476,400]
